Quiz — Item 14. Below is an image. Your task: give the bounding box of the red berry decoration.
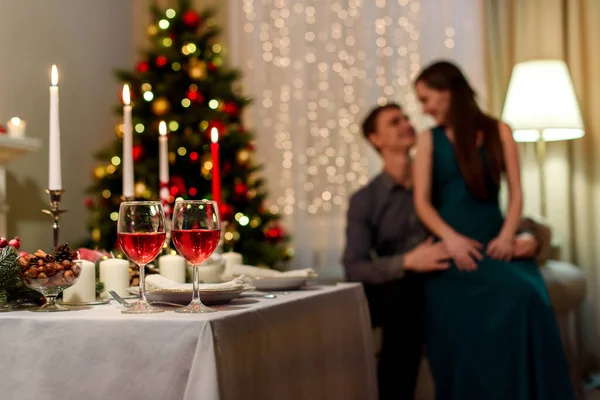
[182,10,200,28]
[136,61,149,73]
[8,237,20,249]
[0,237,8,248]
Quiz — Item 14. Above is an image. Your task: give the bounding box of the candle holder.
[41,189,66,249]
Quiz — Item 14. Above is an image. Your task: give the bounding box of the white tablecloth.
[0,283,377,400]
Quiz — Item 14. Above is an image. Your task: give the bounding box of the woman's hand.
[443,233,483,271]
[486,234,514,262]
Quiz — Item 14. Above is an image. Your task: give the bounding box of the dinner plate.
[127,286,246,305]
[251,276,312,291]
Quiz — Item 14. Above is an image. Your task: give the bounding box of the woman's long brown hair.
[416,61,504,201]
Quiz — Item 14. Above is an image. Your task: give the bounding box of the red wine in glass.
[172,229,220,265]
[118,232,166,265]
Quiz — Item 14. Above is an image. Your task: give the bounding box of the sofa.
[373,217,587,399]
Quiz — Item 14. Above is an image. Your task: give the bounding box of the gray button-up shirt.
[342,172,428,285]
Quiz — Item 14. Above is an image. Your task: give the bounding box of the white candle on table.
[49,65,62,190]
[7,117,26,138]
[222,251,243,276]
[159,254,186,283]
[122,84,134,198]
[62,260,96,303]
[99,258,130,298]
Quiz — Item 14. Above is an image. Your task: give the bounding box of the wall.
[0,0,133,250]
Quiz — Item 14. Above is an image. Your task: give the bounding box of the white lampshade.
[501,59,584,142]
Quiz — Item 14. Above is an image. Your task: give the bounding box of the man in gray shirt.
[342,103,539,399]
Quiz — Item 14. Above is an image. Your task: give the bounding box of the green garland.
[0,247,42,304]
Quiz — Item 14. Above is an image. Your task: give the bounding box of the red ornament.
[170,175,187,197]
[155,56,168,67]
[182,10,200,28]
[223,162,232,173]
[223,102,239,116]
[0,125,6,135]
[187,90,198,101]
[189,152,199,161]
[234,183,248,197]
[247,142,255,151]
[208,62,217,72]
[266,224,285,241]
[136,61,149,73]
[188,187,197,196]
[83,198,94,209]
[133,145,144,162]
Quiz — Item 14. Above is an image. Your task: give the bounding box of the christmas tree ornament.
[155,56,168,68]
[182,10,201,28]
[152,97,170,116]
[136,61,150,73]
[147,24,158,37]
[237,149,250,163]
[83,198,94,209]
[234,183,248,197]
[188,59,207,80]
[224,102,240,116]
[132,144,144,162]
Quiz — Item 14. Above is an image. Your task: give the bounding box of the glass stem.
[139,264,148,302]
[192,265,200,303]
[46,295,57,307]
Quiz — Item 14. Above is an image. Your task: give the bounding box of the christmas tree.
[84,0,291,268]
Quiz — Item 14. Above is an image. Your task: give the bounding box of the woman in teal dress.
[412,61,575,399]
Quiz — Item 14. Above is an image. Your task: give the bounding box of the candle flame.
[122,84,131,105]
[51,65,58,86]
[210,127,219,143]
[10,117,21,126]
[159,121,167,136]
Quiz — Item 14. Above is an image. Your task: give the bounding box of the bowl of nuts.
[18,244,82,312]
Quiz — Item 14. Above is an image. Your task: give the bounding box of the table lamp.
[501,59,584,217]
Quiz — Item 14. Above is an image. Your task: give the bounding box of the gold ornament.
[188,59,207,80]
[152,97,170,116]
[94,166,105,179]
[147,25,158,37]
[135,182,147,197]
[92,228,101,242]
[237,149,250,163]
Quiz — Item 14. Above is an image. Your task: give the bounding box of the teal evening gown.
[425,126,575,399]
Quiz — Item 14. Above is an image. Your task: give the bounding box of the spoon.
[109,291,182,308]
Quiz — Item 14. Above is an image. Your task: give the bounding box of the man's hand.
[404,237,451,273]
[513,232,538,259]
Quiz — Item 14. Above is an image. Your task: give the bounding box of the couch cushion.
[541,260,586,313]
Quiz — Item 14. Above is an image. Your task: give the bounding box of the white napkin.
[145,274,255,291]
[225,264,318,279]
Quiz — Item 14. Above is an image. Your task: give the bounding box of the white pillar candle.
[62,260,96,303]
[159,254,186,283]
[99,258,130,298]
[7,117,26,138]
[122,84,134,198]
[49,65,62,190]
[221,251,243,276]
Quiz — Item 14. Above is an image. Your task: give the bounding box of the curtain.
[483,0,600,368]
[228,0,486,278]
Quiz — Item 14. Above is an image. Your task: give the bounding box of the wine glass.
[117,201,166,314]
[171,200,221,313]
